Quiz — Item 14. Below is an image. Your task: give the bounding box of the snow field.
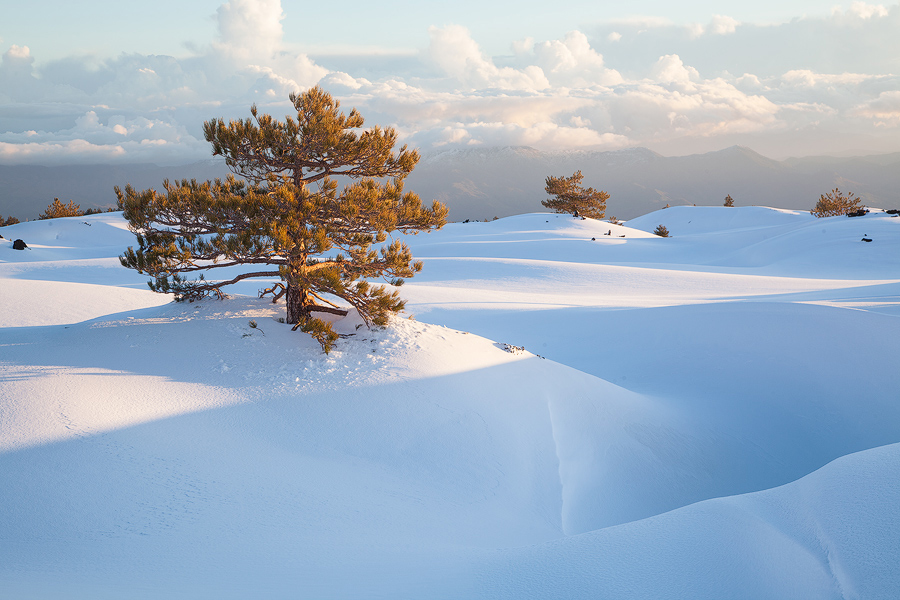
[1,207,899,598]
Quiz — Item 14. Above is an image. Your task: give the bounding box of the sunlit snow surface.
[1,209,898,599]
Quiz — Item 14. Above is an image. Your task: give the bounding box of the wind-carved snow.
[1,208,898,598]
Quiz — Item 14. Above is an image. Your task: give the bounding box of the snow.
[1,208,899,598]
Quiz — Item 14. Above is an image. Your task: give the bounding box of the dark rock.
[12,239,27,250]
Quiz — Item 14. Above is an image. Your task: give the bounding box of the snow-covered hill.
[1,208,898,598]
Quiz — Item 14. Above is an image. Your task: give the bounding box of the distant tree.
[653,224,670,237]
[541,170,608,219]
[724,194,734,207]
[39,198,83,220]
[118,86,447,352]
[1,214,20,226]
[811,188,863,218]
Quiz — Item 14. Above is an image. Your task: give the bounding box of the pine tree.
[724,194,734,207]
[39,198,83,220]
[811,188,863,217]
[541,170,608,219]
[118,86,447,351]
[653,224,670,237]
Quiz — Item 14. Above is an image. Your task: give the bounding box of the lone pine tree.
[118,86,447,351]
[541,170,608,219]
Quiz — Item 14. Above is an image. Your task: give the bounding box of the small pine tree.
[118,86,447,352]
[39,198,83,220]
[811,188,863,218]
[653,224,670,237]
[0,215,21,226]
[541,171,608,219]
[724,195,734,207]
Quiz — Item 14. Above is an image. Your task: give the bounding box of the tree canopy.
[541,170,608,219]
[118,86,447,351]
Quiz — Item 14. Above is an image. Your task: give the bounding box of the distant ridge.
[407,145,900,220]
[0,161,231,220]
[2,147,899,221]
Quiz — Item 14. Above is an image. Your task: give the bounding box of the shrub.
[39,198,83,220]
[811,188,863,218]
[724,195,734,207]
[654,224,670,237]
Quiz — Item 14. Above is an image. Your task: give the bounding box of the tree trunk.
[286,283,310,324]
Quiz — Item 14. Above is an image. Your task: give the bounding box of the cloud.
[1,0,900,164]
[837,1,890,19]
[650,55,699,85]
[709,15,739,35]
[424,25,549,91]
[213,0,285,62]
[852,91,900,125]
[586,3,900,78]
[0,0,331,164]
[0,108,209,165]
[530,31,623,87]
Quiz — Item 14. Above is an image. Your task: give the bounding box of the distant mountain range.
[406,145,900,221]
[0,161,232,222]
[2,146,899,221]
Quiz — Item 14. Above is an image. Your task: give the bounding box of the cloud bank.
[1,0,899,164]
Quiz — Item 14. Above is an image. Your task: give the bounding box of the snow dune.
[1,208,898,598]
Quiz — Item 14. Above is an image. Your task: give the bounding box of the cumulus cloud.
[650,55,700,85]
[1,0,900,163]
[709,15,739,35]
[853,91,900,124]
[213,0,285,63]
[837,1,890,19]
[424,25,549,91]
[530,31,623,87]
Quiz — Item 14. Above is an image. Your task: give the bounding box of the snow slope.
[1,208,898,598]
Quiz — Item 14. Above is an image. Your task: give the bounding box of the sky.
[1,0,899,165]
